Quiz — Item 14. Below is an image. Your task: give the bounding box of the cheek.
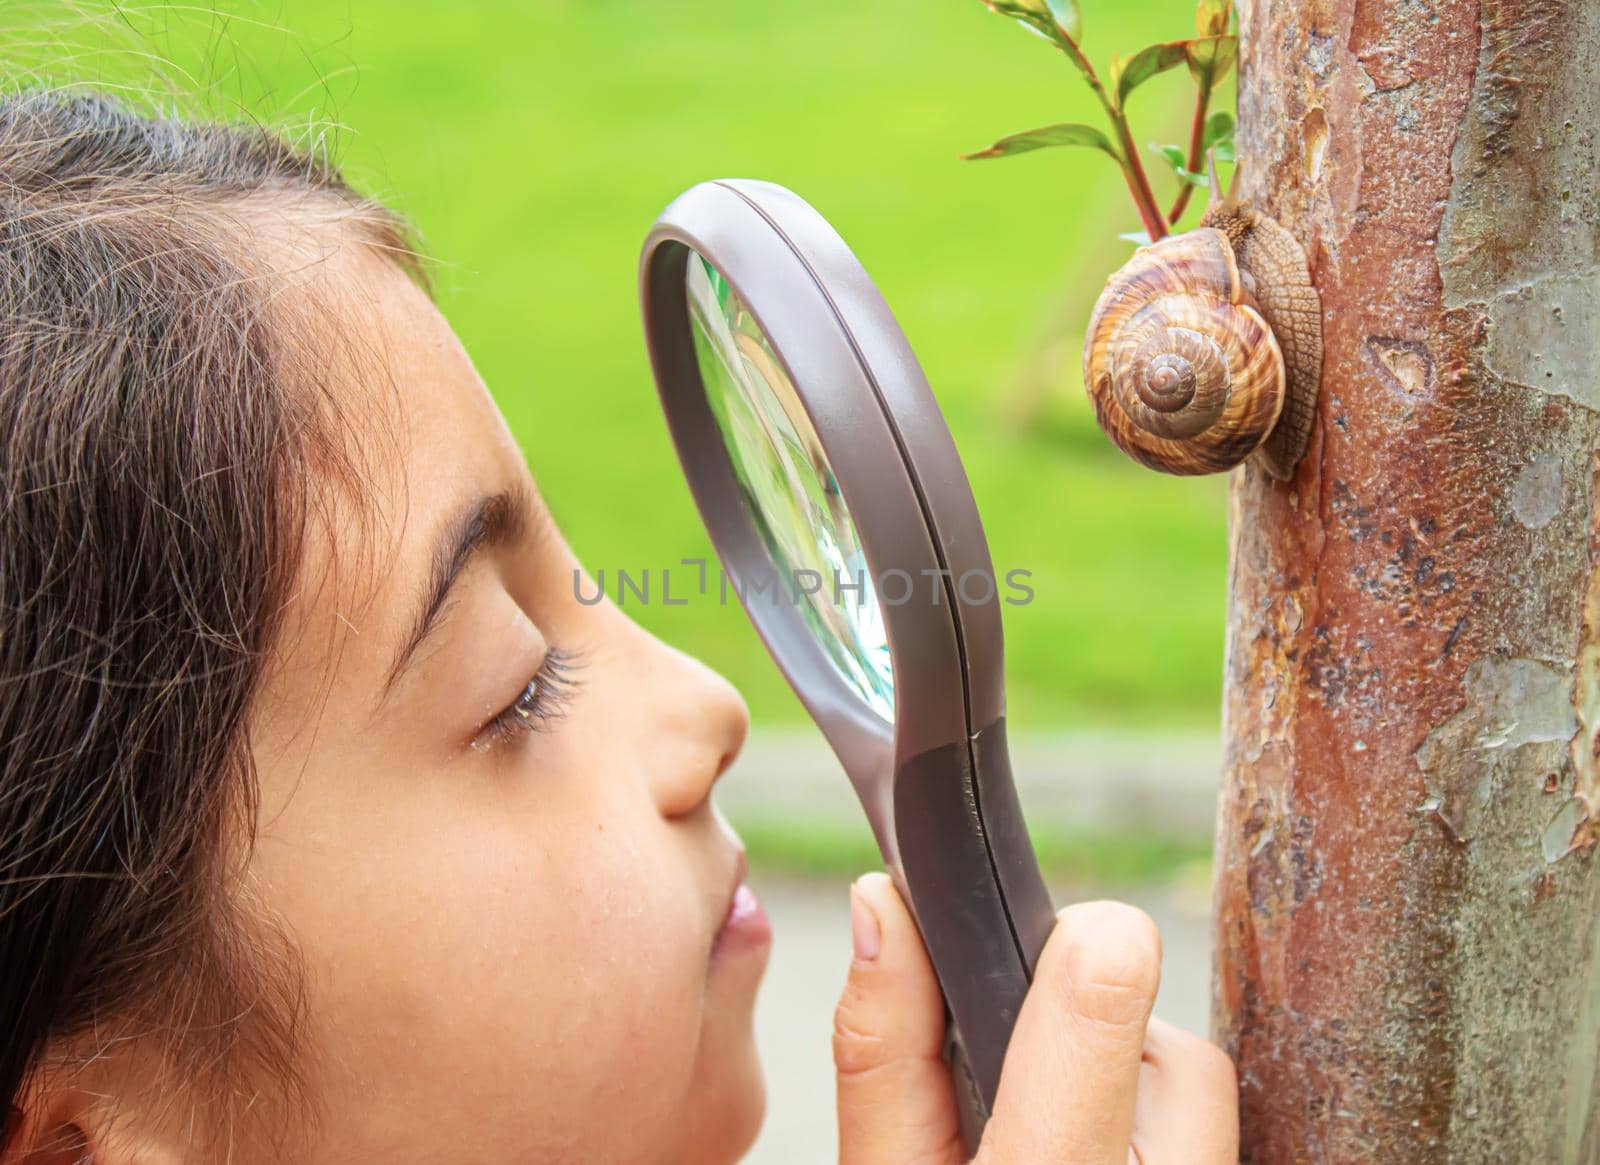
[431,811,715,1148]
[263,767,713,1157]
[516,818,712,1055]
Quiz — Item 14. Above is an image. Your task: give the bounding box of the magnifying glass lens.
[685,253,894,720]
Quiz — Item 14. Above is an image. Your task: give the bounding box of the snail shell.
[1082,196,1322,480]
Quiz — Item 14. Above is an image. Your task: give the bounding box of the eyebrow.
[378,481,540,704]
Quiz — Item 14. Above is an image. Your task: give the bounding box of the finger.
[834,872,963,1165]
[976,900,1162,1165]
[1130,1018,1240,1164]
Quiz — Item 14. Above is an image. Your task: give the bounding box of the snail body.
[1082,178,1322,480]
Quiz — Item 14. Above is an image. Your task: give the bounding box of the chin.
[724,1036,768,1161]
[679,967,770,1163]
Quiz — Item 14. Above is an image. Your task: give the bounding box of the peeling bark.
[1213,0,1600,1159]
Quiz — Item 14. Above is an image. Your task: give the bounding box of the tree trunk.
[1212,0,1600,1160]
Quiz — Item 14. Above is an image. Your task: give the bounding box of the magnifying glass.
[638,178,1056,1149]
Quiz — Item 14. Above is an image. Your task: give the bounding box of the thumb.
[976,900,1162,1164]
[834,872,964,1165]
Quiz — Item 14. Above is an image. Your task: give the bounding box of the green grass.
[11,0,1234,732]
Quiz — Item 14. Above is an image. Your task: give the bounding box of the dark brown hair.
[0,89,419,1156]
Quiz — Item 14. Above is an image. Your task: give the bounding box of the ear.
[2,1084,186,1165]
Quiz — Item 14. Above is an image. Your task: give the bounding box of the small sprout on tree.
[964,0,1238,238]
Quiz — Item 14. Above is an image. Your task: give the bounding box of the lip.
[711,849,772,959]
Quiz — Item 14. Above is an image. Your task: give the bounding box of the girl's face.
[246,223,770,1163]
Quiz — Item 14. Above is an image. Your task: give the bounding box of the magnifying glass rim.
[640,180,1005,775]
[641,245,900,813]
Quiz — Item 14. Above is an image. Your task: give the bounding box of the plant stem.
[1057,36,1169,239]
[1112,111,1170,239]
[1167,83,1211,223]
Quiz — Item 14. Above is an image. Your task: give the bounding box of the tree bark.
[1213,0,1600,1160]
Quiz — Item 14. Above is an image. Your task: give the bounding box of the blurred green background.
[7,0,1233,732]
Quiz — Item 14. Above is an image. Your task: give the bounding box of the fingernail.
[849,881,881,962]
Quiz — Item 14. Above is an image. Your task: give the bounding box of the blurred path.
[742,873,1214,1164]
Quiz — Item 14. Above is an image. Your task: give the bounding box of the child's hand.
[833,873,1238,1164]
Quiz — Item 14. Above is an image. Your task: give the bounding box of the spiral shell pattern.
[1082,228,1286,476]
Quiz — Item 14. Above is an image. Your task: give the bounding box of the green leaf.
[1195,0,1232,36]
[1185,35,1238,91]
[976,0,1089,82]
[962,122,1118,161]
[980,0,1081,42]
[1151,143,1208,187]
[1154,143,1187,169]
[1111,41,1189,109]
[1202,110,1234,151]
[1045,0,1083,43]
[1152,140,1236,187]
[977,1,1049,40]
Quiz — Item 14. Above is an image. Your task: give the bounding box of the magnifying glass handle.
[881,855,1005,1153]
[944,1018,991,1151]
[890,724,1057,1156]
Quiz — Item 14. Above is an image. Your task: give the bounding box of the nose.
[636,634,750,820]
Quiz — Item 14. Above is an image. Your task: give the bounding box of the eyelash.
[474,647,582,751]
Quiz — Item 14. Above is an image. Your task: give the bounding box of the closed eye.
[473,646,581,752]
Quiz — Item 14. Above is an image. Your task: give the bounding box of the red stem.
[1058,36,1170,239]
[1167,84,1211,223]
[1113,113,1170,239]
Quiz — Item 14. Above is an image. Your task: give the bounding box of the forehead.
[247,208,525,722]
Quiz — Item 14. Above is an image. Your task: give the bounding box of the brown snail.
[1082,162,1322,479]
